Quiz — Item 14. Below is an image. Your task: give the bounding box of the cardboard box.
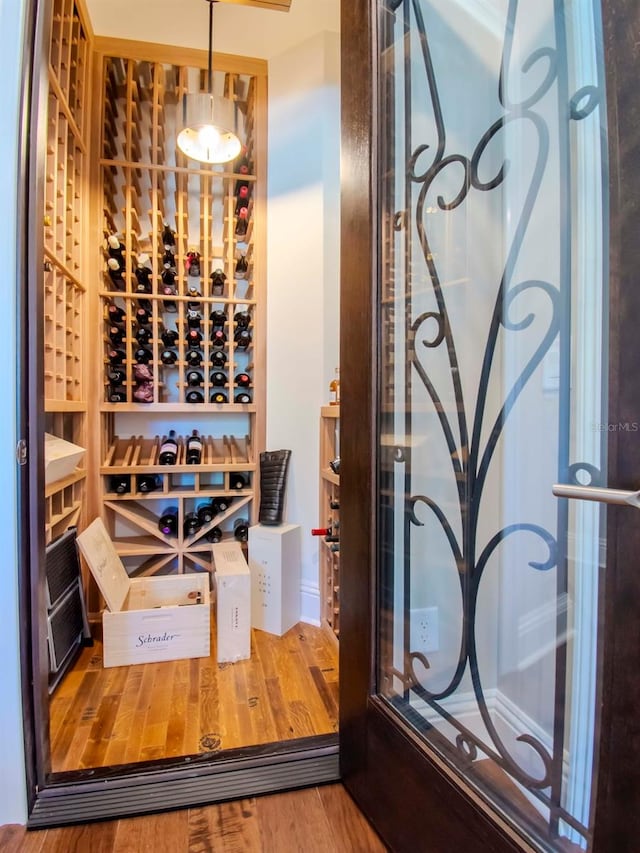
[77,518,210,668]
[248,523,301,636]
[212,541,251,663]
[44,433,85,486]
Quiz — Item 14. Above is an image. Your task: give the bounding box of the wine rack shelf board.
[45,468,87,499]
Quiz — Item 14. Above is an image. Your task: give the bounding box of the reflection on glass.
[377,1,607,849]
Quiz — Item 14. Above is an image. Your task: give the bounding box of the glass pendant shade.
[177,92,242,164]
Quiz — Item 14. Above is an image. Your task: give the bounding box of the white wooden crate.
[77,518,210,668]
[212,541,251,663]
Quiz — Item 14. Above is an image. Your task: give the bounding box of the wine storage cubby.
[319,406,340,639]
[95,45,266,576]
[43,0,91,544]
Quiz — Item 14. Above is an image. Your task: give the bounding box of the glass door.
[339,0,640,850]
[378,0,606,847]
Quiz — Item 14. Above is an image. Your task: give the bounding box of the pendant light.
[176,0,242,164]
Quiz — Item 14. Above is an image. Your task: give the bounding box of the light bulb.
[198,124,221,153]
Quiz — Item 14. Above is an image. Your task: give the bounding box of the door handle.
[552,483,640,509]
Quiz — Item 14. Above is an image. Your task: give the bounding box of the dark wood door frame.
[338,0,640,850]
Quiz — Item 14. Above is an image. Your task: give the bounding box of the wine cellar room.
[35,0,342,781]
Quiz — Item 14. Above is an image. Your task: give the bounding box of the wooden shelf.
[45,467,87,498]
[319,406,340,640]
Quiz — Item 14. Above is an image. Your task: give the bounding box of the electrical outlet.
[410,606,439,654]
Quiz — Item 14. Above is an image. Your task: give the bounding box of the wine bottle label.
[188,438,202,453]
[159,440,177,456]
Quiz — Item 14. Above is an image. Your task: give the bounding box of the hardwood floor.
[0,784,387,852]
[49,619,338,772]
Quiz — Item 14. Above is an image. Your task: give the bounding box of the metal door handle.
[552,483,640,509]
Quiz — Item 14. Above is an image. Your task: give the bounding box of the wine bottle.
[186,309,202,329]
[186,349,204,368]
[233,518,249,543]
[234,310,251,328]
[161,268,176,290]
[329,457,341,475]
[107,258,126,290]
[186,369,203,387]
[196,501,214,524]
[136,306,152,326]
[205,525,223,543]
[108,325,125,345]
[135,326,152,345]
[107,367,126,386]
[235,254,248,279]
[210,308,227,327]
[107,303,126,324]
[162,223,176,252]
[161,327,179,348]
[211,496,231,514]
[235,207,249,238]
[186,389,205,404]
[230,472,248,490]
[211,328,227,348]
[210,391,228,404]
[108,389,127,403]
[210,268,226,296]
[210,371,227,387]
[235,184,251,215]
[187,285,201,301]
[107,348,126,365]
[235,391,252,404]
[311,526,334,537]
[186,251,201,277]
[186,329,203,349]
[234,328,252,349]
[109,474,130,494]
[137,252,152,270]
[160,348,178,365]
[107,234,125,262]
[329,499,340,510]
[211,349,227,368]
[134,346,153,364]
[162,249,176,272]
[186,430,202,465]
[182,513,201,536]
[158,507,178,536]
[235,372,251,387]
[329,543,340,553]
[159,430,178,465]
[137,474,160,493]
[135,265,153,294]
[329,367,340,406]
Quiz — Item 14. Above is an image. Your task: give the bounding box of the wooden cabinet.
[319,405,340,638]
[93,45,267,577]
[43,0,92,544]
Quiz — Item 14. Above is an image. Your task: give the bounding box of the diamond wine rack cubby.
[95,43,267,576]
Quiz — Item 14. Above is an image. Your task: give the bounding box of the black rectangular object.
[45,526,81,608]
[47,581,84,673]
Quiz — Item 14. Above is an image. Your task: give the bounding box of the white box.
[77,518,210,668]
[44,433,85,486]
[212,541,251,663]
[248,523,301,636]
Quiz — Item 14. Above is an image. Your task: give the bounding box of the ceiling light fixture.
[176,0,242,164]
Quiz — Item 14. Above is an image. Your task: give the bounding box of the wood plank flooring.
[0,784,387,852]
[50,619,339,772]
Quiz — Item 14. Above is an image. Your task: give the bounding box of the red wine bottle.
[235,254,249,279]
[107,258,126,291]
[235,372,251,387]
[186,389,205,404]
[205,525,223,543]
[107,348,126,365]
[210,391,228,404]
[211,496,232,514]
[186,329,203,349]
[161,327,179,347]
[235,391,252,404]
[159,430,178,465]
[160,348,178,365]
[196,502,214,525]
[235,184,251,215]
[108,367,126,386]
[162,223,176,252]
[186,309,202,329]
[210,308,227,326]
[210,268,226,296]
[211,328,227,348]
[233,518,249,542]
[108,325,125,345]
[134,346,153,364]
[135,326,152,345]
[136,306,152,326]
[137,474,160,493]
[158,507,178,536]
[186,369,203,387]
[211,350,227,368]
[230,472,248,490]
[110,474,131,494]
[234,310,251,328]
[210,371,227,387]
[108,389,127,402]
[107,234,125,263]
[234,328,252,349]
[107,303,126,324]
[186,349,204,367]
[186,251,201,277]
[235,207,249,238]
[329,457,341,475]
[186,429,203,465]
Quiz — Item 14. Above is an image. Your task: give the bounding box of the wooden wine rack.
[319,406,340,639]
[43,0,92,544]
[93,41,267,576]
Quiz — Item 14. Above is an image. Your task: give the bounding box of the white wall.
[266,31,341,622]
[0,0,28,827]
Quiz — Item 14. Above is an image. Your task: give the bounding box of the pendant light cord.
[207,0,215,95]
